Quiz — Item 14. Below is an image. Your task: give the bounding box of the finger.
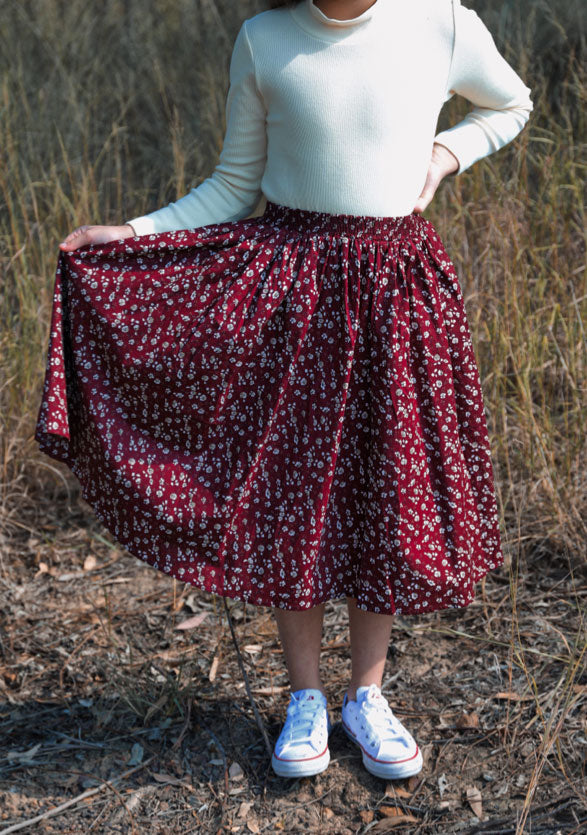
[62,225,89,242]
[59,238,88,251]
[413,174,440,214]
[59,226,92,251]
[413,187,433,214]
[59,227,84,248]
[412,194,427,214]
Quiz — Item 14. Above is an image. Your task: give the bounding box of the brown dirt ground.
[0,487,585,834]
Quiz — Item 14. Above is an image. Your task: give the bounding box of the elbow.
[498,89,534,133]
[209,164,264,218]
[494,78,534,129]
[516,83,534,126]
[516,100,533,133]
[521,95,534,126]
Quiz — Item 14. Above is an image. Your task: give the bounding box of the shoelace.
[284,696,325,744]
[360,686,405,741]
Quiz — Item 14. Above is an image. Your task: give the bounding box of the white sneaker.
[342,684,423,780]
[271,688,332,778]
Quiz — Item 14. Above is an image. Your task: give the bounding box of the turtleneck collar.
[290,0,381,42]
[308,0,378,27]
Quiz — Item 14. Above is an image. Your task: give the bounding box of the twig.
[465,795,583,834]
[171,691,192,751]
[98,775,139,835]
[201,726,229,802]
[0,753,158,834]
[223,597,273,760]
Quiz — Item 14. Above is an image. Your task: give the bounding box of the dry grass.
[0,0,585,832]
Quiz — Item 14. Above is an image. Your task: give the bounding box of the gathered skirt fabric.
[34,201,504,615]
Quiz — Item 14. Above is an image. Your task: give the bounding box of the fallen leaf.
[438,773,449,797]
[456,711,480,729]
[407,775,422,792]
[83,555,97,571]
[128,743,144,766]
[209,654,219,683]
[385,784,412,798]
[373,813,420,831]
[379,806,404,817]
[494,691,533,702]
[229,761,244,780]
[465,785,483,819]
[150,772,184,786]
[323,807,335,820]
[244,644,263,654]
[35,562,60,578]
[175,612,209,630]
[57,571,86,581]
[238,801,253,818]
[359,810,374,823]
[7,743,42,762]
[158,649,193,666]
[79,777,101,789]
[247,820,260,834]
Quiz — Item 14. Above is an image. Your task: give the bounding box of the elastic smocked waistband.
[262,201,426,239]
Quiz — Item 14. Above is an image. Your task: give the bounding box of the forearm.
[434,101,532,175]
[434,1,533,175]
[125,169,261,237]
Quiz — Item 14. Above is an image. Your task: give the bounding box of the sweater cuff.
[124,215,158,237]
[433,126,481,175]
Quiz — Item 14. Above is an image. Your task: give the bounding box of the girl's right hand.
[59,224,136,252]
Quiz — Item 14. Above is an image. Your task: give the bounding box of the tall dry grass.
[0,0,585,561]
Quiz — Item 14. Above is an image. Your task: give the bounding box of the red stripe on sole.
[342,718,420,764]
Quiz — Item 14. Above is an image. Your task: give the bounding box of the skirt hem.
[35,431,503,617]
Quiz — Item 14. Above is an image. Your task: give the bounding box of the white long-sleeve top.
[126,0,533,235]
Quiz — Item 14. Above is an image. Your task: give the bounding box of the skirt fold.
[35,201,504,614]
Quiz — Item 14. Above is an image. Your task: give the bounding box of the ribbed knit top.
[127,0,533,235]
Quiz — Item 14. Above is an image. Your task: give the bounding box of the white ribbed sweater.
[127,0,533,235]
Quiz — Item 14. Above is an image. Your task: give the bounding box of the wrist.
[123,223,137,238]
[432,142,460,175]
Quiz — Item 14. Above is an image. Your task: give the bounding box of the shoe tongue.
[357,684,383,702]
[293,688,324,701]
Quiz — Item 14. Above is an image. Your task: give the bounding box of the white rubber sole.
[271,746,330,778]
[342,722,423,780]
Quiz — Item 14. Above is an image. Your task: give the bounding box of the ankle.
[346,680,381,702]
[290,682,327,698]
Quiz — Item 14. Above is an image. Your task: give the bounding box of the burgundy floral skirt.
[35,201,504,615]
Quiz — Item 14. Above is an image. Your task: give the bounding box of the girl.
[37,0,533,780]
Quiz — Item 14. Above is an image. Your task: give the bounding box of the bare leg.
[346,597,395,701]
[273,603,326,696]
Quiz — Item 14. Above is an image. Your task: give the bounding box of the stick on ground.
[223,597,273,761]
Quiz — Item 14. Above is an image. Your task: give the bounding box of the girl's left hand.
[413,143,460,214]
